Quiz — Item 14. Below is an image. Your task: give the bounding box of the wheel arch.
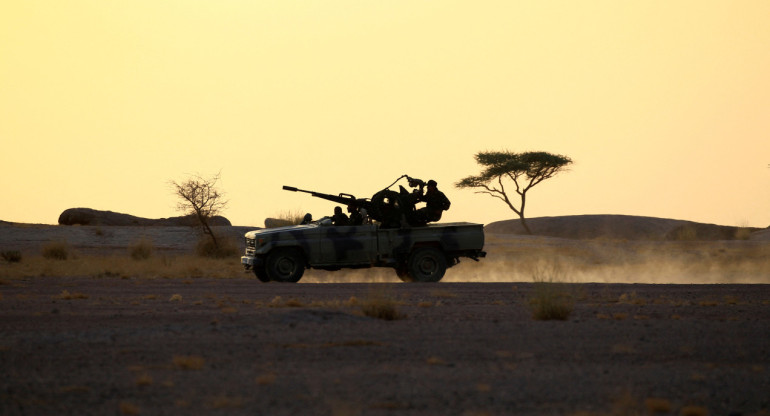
[266,244,308,266]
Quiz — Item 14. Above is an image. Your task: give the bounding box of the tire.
[265,248,305,283]
[253,266,270,282]
[406,247,447,282]
[395,263,412,282]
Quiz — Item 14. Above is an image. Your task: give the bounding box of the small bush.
[267,209,306,228]
[54,290,89,300]
[1,250,22,263]
[528,263,574,321]
[679,405,709,416]
[129,238,154,260]
[172,355,205,370]
[255,373,276,385]
[196,235,239,258]
[119,401,140,415]
[135,373,153,387]
[644,397,672,414]
[734,227,752,240]
[361,287,404,320]
[672,225,697,241]
[42,241,70,260]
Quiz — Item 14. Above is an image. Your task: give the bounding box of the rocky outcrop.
[58,208,231,226]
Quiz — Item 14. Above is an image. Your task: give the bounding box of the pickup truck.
[241,219,486,283]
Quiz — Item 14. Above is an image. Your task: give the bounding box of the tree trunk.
[197,212,219,249]
[519,215,532,235]
[204,222,219,249]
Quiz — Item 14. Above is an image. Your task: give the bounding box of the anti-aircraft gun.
[283,175,429,227]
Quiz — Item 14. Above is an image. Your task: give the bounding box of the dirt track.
[1,278,768,415]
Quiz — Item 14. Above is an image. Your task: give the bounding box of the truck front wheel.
[407,247,447,282]
[253,266,270,282]
[265,248,305,283]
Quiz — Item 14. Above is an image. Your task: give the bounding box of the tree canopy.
[456,151,572,234]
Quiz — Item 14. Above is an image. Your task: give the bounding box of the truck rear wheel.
[395,263,411,282]
[265,248,305,283]
[407,247,447,282]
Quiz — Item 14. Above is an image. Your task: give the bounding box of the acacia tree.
[456,151,573,235]
[171,172,228,250]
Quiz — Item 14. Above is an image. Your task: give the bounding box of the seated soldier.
[347,204,364,225]
[331,206,349,226]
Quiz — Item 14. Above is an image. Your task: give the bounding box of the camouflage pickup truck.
[241,220,485,283]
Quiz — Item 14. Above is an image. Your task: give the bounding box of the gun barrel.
[284,185,362,206]
[283,185,315,194]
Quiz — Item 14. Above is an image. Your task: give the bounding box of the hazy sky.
[2,1,769,227]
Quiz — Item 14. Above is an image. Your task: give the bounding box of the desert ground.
[1,216,769,415]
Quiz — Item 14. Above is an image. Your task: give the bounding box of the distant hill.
[485,214,765,241]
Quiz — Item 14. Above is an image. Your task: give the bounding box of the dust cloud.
[302,235,770,284]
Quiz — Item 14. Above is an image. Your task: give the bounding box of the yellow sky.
[2,1,769,227]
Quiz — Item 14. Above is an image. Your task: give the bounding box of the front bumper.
[241,256,263,270]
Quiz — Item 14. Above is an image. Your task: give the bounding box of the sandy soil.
[1,278,769,416]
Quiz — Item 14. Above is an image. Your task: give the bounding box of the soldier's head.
[347,204,357,213]
[427,180,437,190]
[334,206,343,215]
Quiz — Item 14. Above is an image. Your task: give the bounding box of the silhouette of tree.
[456,151,572,234]
[171,172,228,250]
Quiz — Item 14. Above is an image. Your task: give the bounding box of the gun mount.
[283,175,429,227]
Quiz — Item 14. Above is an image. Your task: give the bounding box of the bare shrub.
[129,238,154,260]
[42,240,71,260]
[528,263,574,320]
[171,172,228,251]
[1,250,21,263]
